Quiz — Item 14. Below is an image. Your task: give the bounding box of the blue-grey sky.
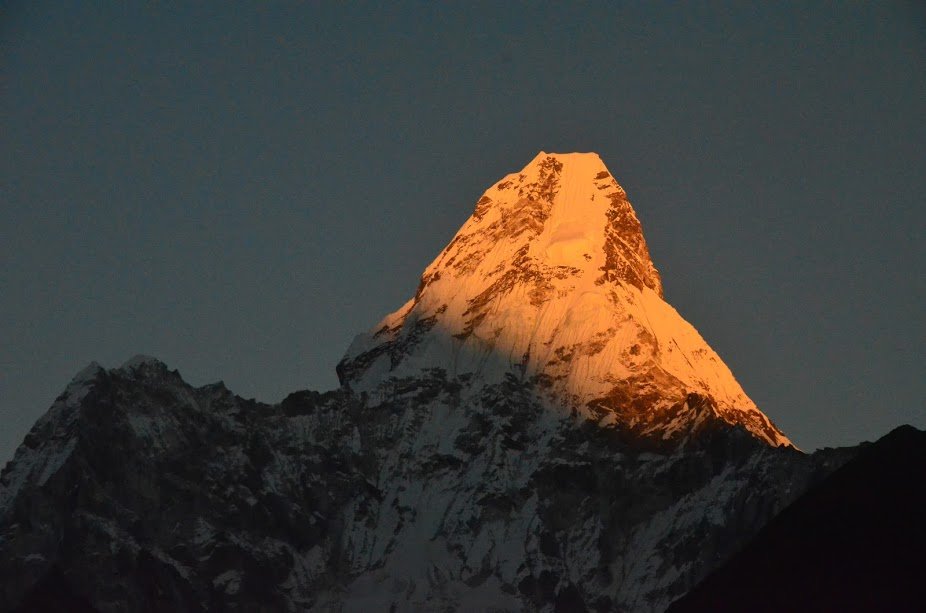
[2,2,924,460]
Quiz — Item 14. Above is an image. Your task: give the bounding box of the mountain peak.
[470,150,662,295]
[340,153,790,448]
[70,361,104,385]
[528,150,606,165]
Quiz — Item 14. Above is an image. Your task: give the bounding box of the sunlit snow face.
[339,152,792,448]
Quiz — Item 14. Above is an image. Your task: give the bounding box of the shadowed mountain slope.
[668,425,926,613]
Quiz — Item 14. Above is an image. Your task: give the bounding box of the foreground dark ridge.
[668,424,926,613]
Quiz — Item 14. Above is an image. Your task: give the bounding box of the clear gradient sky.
[2,2,924,460]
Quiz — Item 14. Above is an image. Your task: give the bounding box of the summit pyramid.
[340,152,791,448]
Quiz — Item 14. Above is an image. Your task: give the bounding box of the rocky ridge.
[0,358,849,612]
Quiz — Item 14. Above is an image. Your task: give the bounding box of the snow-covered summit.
[340,152,791,447]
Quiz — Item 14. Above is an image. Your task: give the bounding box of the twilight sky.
[2,2,924,460]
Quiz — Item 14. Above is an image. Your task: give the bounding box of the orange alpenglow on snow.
[339,152,792,448]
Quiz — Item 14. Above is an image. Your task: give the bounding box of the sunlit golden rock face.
[339,152,791,448]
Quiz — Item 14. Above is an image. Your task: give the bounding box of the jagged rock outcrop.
[1,153,858,611]
[0,358,364,611]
